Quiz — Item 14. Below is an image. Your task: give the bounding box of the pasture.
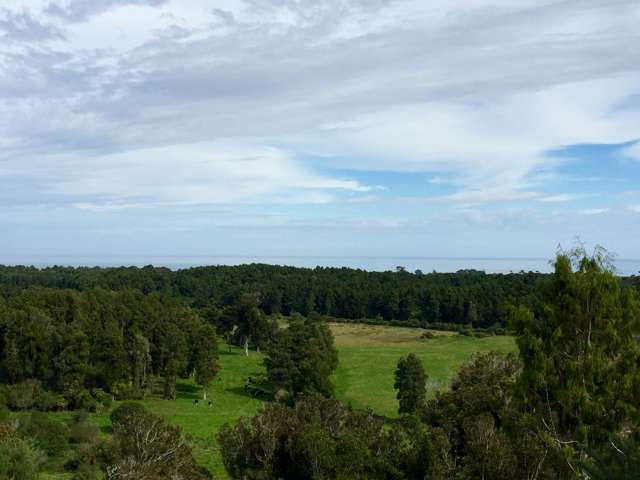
[42,324,517,478]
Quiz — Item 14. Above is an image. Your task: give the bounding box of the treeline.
[0,264,552,327]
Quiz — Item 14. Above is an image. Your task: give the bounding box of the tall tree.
[264,314,338,397]
[394,353,427,415]
[233,293,268,356]
[512,246,640,470]
[193,324,219,400]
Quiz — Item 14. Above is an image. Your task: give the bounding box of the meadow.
[42,324,516,479]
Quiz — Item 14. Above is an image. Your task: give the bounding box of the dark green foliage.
[394,353,427,414]
[0,424,44,480]
[511,247,640,467]
[193,324,219,400]
[17,411,69,457]
[2,379,60,411]
[0,288,208,405]
[581,436,640,479]
[264,314,338,397]
[218,393,451,480]
[421,352,553,479]
[0,263,550,327]
[68,411,99,446]
[109,401,147,426]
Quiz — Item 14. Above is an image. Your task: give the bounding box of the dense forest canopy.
[1,263,637,329]
[0,263,576,328]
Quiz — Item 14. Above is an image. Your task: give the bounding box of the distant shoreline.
[1,255,639,275]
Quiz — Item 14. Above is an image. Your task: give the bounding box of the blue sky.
[1,0,639,264]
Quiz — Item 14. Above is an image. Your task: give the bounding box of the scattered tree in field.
[264,313,338,398]
[231,293,270,356]
[394,353,427,414]
[193,324,219,400]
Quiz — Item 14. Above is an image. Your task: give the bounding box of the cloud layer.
[0,0,639,260]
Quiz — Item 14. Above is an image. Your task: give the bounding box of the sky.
[0,0,639,267]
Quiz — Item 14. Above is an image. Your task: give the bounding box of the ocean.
[1,255,639,276]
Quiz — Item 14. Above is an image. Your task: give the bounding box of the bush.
[420,331,435,340]
[109,402,147,426]
[17,411,69,457]
[34,389,60,411]
[0,444,40,478]
[4,380,42,410]
[0,431,45,480]
[111,382,145,401]
[0,404,10,423]
[72,390,98,412]
[69,411,99,445]
[91,388,112,410]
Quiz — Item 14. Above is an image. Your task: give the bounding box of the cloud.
[539,194,576,203]
[44,0,169,23]
[578,208,609,215]
[0,141,371,208]
[0,0,639,213]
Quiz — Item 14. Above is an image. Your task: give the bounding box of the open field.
[330,323,516,418]
[38,324,517,478]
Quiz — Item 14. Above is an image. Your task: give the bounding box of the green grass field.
[39,324,516,479]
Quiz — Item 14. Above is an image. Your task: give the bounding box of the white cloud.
[578,208,609,215]
[0,0,639,211]
[2,141,371,207]
[539,194,576,203]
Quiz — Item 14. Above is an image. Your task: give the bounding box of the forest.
[0,248,638,478]
[0,263,565,329]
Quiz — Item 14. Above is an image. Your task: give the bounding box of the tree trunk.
[203,387,207,401]
[244,337,249,357]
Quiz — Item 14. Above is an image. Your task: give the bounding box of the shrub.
[0,404,10,423]
[111,382,145,401]
[75,390,98,412]
[69,411,99,446]
[91,388,112,410]
[34,389,60,411]
[4,380,42,410]
[0,432,45,480]
[17,411,69,458]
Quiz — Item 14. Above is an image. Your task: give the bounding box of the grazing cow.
[208,401,212,407]
[194,399,199,406]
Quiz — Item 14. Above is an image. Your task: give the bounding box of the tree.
[163,358,180,400]
[264,314,338,397]
[232,293,268,356]
[106,404,207,479]
[511,246,640,470]
[193,324,219,400]
[394,353,427,415]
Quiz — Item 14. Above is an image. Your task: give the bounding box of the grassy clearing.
[37,323,516,478]
[330,323,516,418]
